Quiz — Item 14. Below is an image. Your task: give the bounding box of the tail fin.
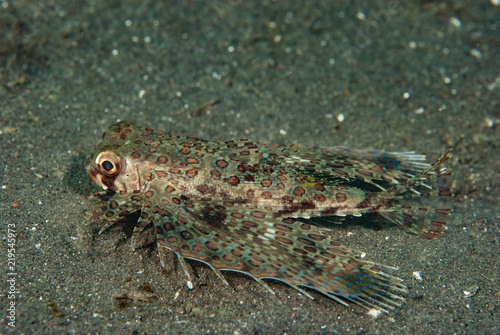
[378,149,454,239]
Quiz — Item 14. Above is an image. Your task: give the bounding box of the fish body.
[85,120,452,312]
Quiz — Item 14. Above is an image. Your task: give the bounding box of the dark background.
[1,1,499,334]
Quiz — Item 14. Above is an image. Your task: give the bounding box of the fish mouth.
[87,166,108,189]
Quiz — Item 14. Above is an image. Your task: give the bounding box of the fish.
[85,120,453,313]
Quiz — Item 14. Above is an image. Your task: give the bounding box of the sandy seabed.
[1,1,499,334]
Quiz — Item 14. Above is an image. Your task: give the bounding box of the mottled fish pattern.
[85,121,453,312]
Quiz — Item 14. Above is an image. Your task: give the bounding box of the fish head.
[85,120,149,192]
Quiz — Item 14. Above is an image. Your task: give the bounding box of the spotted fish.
[85,120,453,313]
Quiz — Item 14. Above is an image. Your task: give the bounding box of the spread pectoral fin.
[87,191,143,234]
[151,201,406,312]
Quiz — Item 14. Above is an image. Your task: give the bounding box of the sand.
[1,1,499,334]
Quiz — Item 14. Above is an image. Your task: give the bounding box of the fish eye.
[96,151,121,177]
[101,160,114,171]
